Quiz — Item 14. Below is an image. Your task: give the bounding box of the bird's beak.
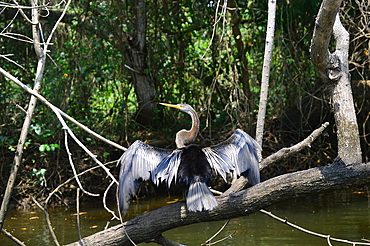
[159,103,181,109]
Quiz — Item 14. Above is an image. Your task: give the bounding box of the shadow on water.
[1,187,370,245]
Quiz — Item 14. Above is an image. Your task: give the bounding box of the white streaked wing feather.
[118,140,172,214]
[152,149,182,187]
[202,147,233,182]
[203,129,261,184]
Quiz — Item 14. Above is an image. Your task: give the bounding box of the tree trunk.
[122,0,157,125]
[66,162,370,246]
[256,0,277,158]
[310,0,362,164]
[228,0,251,102]
[0,1,45,230]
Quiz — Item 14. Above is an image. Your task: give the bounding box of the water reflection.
[1,188,369,245]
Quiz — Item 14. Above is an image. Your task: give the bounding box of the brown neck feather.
[175,108,199,148]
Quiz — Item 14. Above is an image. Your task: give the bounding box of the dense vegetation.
[0,0,369,206]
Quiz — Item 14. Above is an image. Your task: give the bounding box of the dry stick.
[32,197,60,246]
[44,161,116,205]
[0,68,119,185]
[76,188,82,242]
[1,229,26,246]
[0,67,126,151]
[0,5,45,232]
[12,0,39,24]
[327,235,333,246]
[204,231,235,246]
[103,181,120,220]
[202,219,234,246]
[204,219,230,244]
[52,105,118,184]
[260,122,330,169]
[64,129,99,197]
[259,209,370,245]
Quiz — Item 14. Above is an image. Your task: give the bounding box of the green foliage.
[39,144,60,152]
[0,0,329,156]
[30,168,47,186]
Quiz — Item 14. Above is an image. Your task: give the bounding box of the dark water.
[1,187,370,246]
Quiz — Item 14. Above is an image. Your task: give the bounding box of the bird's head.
[159,103,199,148]
[159,103,194,114]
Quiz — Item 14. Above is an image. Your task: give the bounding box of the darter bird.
[118,103,261,214]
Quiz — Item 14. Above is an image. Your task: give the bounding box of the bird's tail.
[186,181,217,212]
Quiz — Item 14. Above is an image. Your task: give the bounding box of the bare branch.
[32,197,61,246]
[1,229,26,246]
[260,122,330,169]
[64,129,99,197]
[76,188,82,241]
[103,181,120,220]
[202,219,234,246]
[66,162,370,245]
[0,67,126,151]
[0,0,47,231]
[0,2,48,9]
[260,209,370,245]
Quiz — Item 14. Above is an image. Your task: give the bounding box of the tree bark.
[228,0,251,102]
[66,162,370,246]
[255,0,276,158]
[0,0,45,230]
[121,0,157,125]
[310,0,362,164]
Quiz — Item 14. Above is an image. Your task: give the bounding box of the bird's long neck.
[175,109,199,149]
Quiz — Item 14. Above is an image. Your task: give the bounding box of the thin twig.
[44,161,116,205]
[260,122,330,169]
[327,235,333,246]
[0,67,121,185]
[32,197,60,246]
[0,67,126,151]
[123,223,137,246]
[203,219,231,245]
[1,229,26,246]
[260,209,370,245]
[76,188,82,242]
[12,0,39,24]
[64,129,99,197]
[0,2,48,9]
[103,181,120,220]
[203,231,235,246]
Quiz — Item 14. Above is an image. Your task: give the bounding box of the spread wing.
[118,140,172,215]
[202,129,261,185]
[151,149,182,188]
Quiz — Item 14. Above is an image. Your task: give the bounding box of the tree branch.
[260,122,330,169]
[0,67,126,151]
[66,162,370,245]
[310,0,342,79]
[0,0,46,230]
[259,209,370,245]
